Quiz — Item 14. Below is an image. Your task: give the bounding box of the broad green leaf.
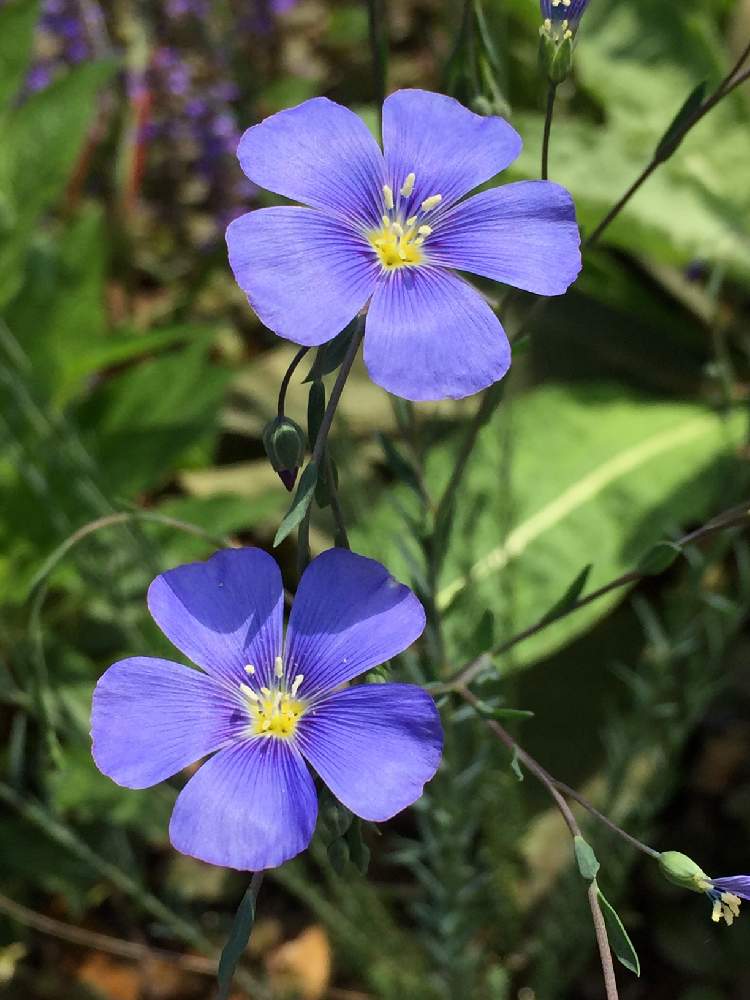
[0,0,38,107]
[597,887,641,976]
[352,383,744,672]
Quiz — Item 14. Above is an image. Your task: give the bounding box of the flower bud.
[658,851,711,893]
[538,0,588,84]
[262,416,306,491]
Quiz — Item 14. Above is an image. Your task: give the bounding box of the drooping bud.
[658,851,712,893]
[538,0,589,85]
[262,416,306,492]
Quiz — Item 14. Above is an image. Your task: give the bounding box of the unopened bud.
[262,416,306,491]
[538,0,588,84]
[658,851,711,893]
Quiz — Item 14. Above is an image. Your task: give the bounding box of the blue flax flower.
[226,89,580,402]
[91,548,442,870]
[540,0,589,37]
[700,875,750,926]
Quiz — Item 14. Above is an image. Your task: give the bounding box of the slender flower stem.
[446,499,750,689]
[588,881,620,1000]
[367,0,388,117]
[541,83,557,180]
[584,47,750,249]
[458,688,619,999]
[550,779,660,860]
[277,346,310,418]
[297,319,364,573]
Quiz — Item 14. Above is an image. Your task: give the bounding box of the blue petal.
[237,97,385,225]
[227,207,379,346]
[364,267,511,401]
[296,683,443,822]
[91,657,242,789]
[382,90,522,214]
[147,548,283,689]
[284,548,425,698]
[169,738,317,870]
[711,876,750,901]
[429,181,581,296]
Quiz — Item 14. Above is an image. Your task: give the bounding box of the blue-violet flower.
[91,547,443,870]
[226,89,581,402]
[540,0,589,38]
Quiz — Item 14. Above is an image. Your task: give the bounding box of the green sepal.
[658,850,710,892]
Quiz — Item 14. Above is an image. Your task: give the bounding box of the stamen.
[414,237,424,247]
[400,172,416,197]
[274,656,284,679]
[291,674,304,696]
[722,893,741,918]
[406,215,418,226]
[383,184,394,210]
[391,222,404,237]
[417,225,432,236]
[712,899,723,922]
[381,214,391,228]
[260,686,271,697]
[240,683,259,701]
[421,194,443,212]
[244,663,255,675]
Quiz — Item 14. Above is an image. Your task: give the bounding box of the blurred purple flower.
[227,89,580,401]
[91,548,442,871]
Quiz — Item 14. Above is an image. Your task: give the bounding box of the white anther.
[421,194,443,212]
[383,184,394,210]
[414,237,424,247]
[381,214,391,228]
[260,686,271,697]
[391,222,404,237]
[244,663,255,675]
[400,172,416,197]
[240,683,259,701]
[417,225,432,236]
[291,674,304,696]
[406,215,418,226]
[274,656,284,679]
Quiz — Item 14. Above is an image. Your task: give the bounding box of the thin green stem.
[297,319,364,573]
[277,346,310,417]
[326,451,350,548]
[550,778,660,860]
[458,688,619,999]
[446,499,750,689]
[541,83,557,180]
[366,0,388,116]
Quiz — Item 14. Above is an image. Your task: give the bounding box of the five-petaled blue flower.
[226,89,581,402]
[91,548,442,871]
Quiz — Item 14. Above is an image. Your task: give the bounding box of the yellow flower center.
[368,172,442,271]
[240,659,306,740]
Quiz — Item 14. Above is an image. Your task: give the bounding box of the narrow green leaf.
[472,699,534,722]
[538,564,592,627]
[217,878,260,1000]
[597,888,640,977]
[274,462,318,546]
[307,380,325,448]
[574,836,600,880]
[654,81,707,161]
[636,540,682,576]
[304,322,356,382]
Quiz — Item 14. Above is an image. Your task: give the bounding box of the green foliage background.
[1,0,750,998]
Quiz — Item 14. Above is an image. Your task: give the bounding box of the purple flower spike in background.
[226,89,581,402]
[91,548,442,871]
